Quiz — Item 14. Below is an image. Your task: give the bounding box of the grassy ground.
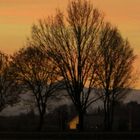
[0,132,140,140]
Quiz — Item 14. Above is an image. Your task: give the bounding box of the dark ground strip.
[0,132,140,140]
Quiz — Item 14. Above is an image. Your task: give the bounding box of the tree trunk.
[104,99,107,130]
[110,99,115,131]
[106,101,110,131]
[107,101,110,131]
[38,113,44,131]
[104,97,111,131]
[104,94,116,131]
[78,111,84,131]
[105,97,111,131]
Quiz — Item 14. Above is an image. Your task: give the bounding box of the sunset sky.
[0,0,140,87]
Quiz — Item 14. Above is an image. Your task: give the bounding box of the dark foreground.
[0,132,140,140]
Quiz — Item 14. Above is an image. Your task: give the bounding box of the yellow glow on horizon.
[69,116,78,129]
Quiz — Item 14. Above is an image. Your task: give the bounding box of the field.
[0,132,140,140]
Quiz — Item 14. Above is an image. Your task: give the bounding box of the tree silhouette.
[0,51,19,112]
[96,23,136,131]
[23,0,136,131]
[29,0,103,131]
[11,46,62,130]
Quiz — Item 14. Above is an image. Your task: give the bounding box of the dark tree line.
[0,0,136,131]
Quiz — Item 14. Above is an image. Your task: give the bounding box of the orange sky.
[0,0,140,88]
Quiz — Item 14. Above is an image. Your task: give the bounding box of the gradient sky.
[0,0,140,87]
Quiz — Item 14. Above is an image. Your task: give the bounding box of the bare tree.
[29,0,103,131]
[96,23,136,131]
[0,51,19,112]
[11,46,62,130]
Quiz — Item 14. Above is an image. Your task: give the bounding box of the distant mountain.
[0,89,140,116]
[124,89,140,103]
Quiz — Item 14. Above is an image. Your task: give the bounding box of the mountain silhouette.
[0,89,140,116]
